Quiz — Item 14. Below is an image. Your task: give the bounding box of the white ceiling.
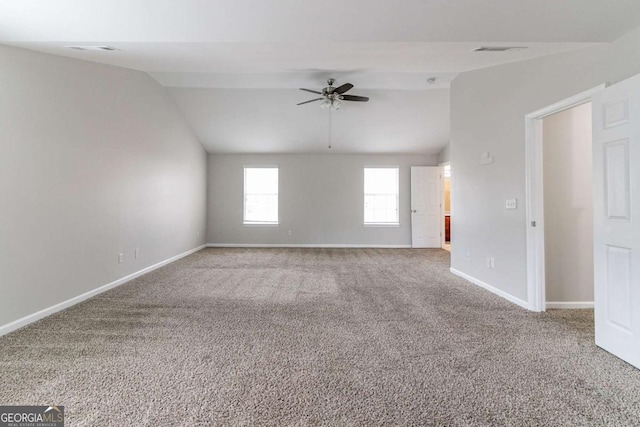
[1,0,638,43]
[0,42,604,88]
[1,0,639,153]
[169,88,450,154]
[2,0,638,82]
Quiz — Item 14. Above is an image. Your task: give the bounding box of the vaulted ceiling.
[2,0,639,153]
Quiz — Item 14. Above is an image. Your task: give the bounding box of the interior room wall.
[450,26,640,303]
[437,143,450,164]
[543,103,594,303]
[207,153,436,246]
[0,45,207,330]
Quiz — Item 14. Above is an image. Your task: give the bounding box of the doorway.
[525,85,605,312]
[526,76,640,369]
[410,166,442,248]
[542,103,593,309]
[441,163,451,251]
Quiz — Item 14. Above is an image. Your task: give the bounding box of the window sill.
[243,222,279,227]
[363,223,400,228]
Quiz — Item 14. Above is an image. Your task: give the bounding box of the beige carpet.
[1,248,640,426]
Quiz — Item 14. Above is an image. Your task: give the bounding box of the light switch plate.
[505,199,517,210]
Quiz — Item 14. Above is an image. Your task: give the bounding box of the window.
[244,167,278,225]
[364,167,399,225]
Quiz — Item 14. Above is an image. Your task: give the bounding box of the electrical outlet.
[118,253,124,264]
[135,248,140,259]
[505,199,517,210]
[480,152,494,165]
[196,232,200,239]
[288,230,292,236]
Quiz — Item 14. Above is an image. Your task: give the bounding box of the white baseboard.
[0,245,206,337]
[206,243,412,248]
[546,301,594,309]
[450,268,530,310]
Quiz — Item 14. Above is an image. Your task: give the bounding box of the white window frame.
[363,166,400,227]
[243,166,279,226]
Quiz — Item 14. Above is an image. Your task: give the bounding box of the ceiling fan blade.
[341,94,369,102]
[333,83,354,94]
[299,88,322,95]
[297,98,324,105]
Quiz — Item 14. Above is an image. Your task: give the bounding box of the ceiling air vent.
[473,46,526,52]
[66,46,119,51]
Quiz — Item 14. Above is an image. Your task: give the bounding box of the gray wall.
[207,154,436,246]
[437,143,450,164]
[0,45,207,328]
[543,103,594,303]
[450,26,640,302]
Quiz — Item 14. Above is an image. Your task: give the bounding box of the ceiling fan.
[297,78,369,110]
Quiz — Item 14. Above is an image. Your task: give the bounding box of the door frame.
[524,84,606,312]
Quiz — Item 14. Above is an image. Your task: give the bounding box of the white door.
[592,73,640,369]
[411,166,442,248]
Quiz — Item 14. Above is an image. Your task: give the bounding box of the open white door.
[593,73,640,369]
[411,166,441,248]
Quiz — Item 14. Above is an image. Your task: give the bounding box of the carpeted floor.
[1,248,640,426]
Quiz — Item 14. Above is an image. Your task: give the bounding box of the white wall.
[0,45,207,328]
[543,103,593,303]
[207,154,436,246]
[450,26,640,302]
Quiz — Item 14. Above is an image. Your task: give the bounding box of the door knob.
[412,209,417,213]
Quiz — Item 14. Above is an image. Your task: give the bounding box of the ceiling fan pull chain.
[328,109,332,149]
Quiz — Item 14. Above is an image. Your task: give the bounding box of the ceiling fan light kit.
[297,78,369,109]
[320,98,342,111]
